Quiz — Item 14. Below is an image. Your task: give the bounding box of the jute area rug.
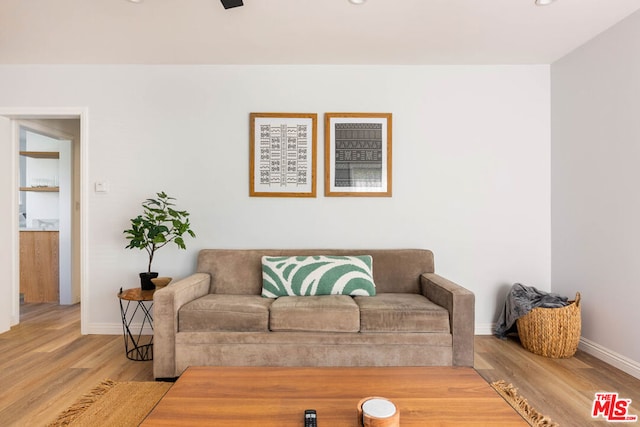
[491,380,559,427]
[48,378,557,426]
[47,379,172,427]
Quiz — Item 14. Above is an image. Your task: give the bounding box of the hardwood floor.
[1,304,639,426]
[0,303,153,426]
[475,335,640,426]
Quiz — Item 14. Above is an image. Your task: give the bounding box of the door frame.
[0,107,89,334]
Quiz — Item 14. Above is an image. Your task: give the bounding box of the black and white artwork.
[334,122,384,188]
[325,113,392,197]
[250,113,317,197]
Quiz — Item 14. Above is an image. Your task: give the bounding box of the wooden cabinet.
[20,231,59,303]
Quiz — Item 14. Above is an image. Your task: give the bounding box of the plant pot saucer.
[151,277,172,288]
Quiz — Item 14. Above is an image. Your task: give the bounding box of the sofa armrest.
[420,273,475,367]
[153,273,210,379]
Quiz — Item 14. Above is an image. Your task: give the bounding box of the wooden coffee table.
[142,366,527,426]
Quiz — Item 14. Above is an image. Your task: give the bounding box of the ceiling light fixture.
[221,0,244,9]
[535,0,556,5]
[127,0,143,3]
[349,0,367,4]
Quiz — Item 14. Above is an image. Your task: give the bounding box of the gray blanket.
[494,283,569,338]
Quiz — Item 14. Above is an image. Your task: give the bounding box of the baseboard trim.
[579,337,640,380]
[86,322,153,335]
[475,323,495,335]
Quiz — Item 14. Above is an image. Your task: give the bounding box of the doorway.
[0,109,87,332]
[18,123,74,304]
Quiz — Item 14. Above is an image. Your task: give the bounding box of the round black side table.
[118,287,155,361]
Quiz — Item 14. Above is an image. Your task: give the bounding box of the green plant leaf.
[175,236,186,249]
[123,192,196,271]
[152,234,167,244]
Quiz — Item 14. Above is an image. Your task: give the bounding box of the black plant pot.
[139,272,159,290]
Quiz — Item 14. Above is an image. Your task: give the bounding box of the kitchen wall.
[551,10,640,373]
[0,64,551,335]
[21,130,62,229]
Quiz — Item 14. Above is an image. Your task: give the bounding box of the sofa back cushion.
[261,255,376,297]
[197,249,434,295]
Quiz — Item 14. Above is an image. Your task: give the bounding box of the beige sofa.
[153,249,475,379]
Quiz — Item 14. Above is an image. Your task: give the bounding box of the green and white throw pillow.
[261,255,376,297]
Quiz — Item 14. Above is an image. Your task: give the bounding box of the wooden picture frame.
[250,113,317,197]
[325,113,392,197]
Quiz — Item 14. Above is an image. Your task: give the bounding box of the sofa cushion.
[354,293,450,333]
[269,295,360,332]
[179,294,273,332]
[261,255,376,297]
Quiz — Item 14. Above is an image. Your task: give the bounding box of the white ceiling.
[1,0,639,65]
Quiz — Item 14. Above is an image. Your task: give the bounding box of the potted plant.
[123,191,196,290]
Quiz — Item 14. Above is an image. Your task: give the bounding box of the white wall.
[552,11,640,372]
[0,65,551,334]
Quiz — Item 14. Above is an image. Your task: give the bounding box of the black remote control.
[304,409,317,427]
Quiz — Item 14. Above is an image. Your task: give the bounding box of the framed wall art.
[325,113,392,197]
[250,113,317,197]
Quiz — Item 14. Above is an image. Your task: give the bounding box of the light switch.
[95,181,109,193]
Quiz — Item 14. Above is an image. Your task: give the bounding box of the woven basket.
[516,292,581,358]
